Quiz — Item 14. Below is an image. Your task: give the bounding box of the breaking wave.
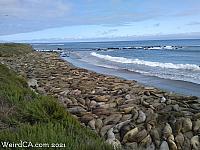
[91,52,200,71]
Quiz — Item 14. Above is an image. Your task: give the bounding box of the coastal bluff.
[1,44,200,150]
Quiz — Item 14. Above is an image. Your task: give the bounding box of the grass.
[0,44,113,150]
[0,43,32,57]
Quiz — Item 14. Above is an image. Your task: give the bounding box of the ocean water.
[32,39,200,96]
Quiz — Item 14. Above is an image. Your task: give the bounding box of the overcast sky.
[0,0,200,42]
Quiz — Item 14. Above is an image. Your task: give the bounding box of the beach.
[1,50,200,149]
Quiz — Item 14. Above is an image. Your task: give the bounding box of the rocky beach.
[1,50,200,150]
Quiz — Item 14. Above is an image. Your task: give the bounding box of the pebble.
[136,110,146,123]
[182,118,192,133]
[2,51,200,150]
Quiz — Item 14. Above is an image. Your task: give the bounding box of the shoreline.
[1,51,200,149]
[62,55,200,97]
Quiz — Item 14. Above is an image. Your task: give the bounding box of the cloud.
[101,29,118,35]
[187,21,200,26]
[154,23,160,27]
[0,0,163,36]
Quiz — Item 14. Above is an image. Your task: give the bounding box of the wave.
[91,52,200,71]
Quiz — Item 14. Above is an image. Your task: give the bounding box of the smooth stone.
[136,110,146,123]
[125,94,131,100]
[122,127,139,143]
[174,119,183,134]
[140,134,152,147]
[114,120,131,132]
[90,100,97,108]
[103,114,122,125]
[132,109,139,120]
[150,128,160,148]
[160,141,169,150]
[175,133,184,150]
[28,78,38,88]
[88,119,96,130]
[95,95,109,102]
[182,118,192,133]
[182,137,191,150]
[193,119,200,132]
[124,142,138,150]
[163,123,172,140]
[106,139,121,149]
[168,139,178,150]
[100,125,113,137]
[135,129,148,143]
[95,118,103,132]
[121,114,132,122]
[160,97,167,103]
[80,113,94,123]
[92,108,111,116]
[191,135,200,150]
[145,108,156,123]
[172,104,180,111]
[146,143,156,150]
[68,106,86,114]
[107,128,115,139]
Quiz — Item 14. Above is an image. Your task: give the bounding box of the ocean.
[32,39,200,97]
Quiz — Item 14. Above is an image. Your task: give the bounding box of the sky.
[0,0,200,42]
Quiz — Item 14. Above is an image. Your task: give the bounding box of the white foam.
[91,52,200,71]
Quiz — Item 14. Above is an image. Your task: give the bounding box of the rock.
[182,118,192,133]
[106,128,121,149]
[68,106,86,115]
[174,119,183,134]
[106,139,121,150]
[100,125,113,137]
[193,119,200,132]
[59,90,70,96]
[160,97,166,103]
[160,141,169,150]
[90,100,97,108]
[120,106,134,114]
[146,143,156,150]
[114,120,131,132]
[103,114,122,125]
[145,108,156,123]
[92,108,111,116]
[136,110,146,123]
[168,134,175,141]
[168,139,178,150]
[107,128,115,139]
[124,142,138,150]
[77,98,85,105]
[28,78,38,89]
[70,89,82,96]
[135,129,148,143]
[150,128,160,148]
[175,132,184,150]
[80,113,94,123]
[191,135,200,150]
[122,127,139,143]
[95,118,103,132]
[88,119,96,130]
[183,137,191,150]
[95,95,109,102]
[125,94,131,100]
[140,134,152,147]
[132,109,139,120]
[172,104,180,111]
[121,114,132,122]
[184,131,193,139]
[163,123,172,140]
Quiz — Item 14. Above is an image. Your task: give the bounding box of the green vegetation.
[0,44,113,150]
[0,43,33,57]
